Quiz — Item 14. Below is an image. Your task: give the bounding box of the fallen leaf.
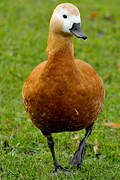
[104,122,120,128]
[87,12,99,19]
[93,140,98,155]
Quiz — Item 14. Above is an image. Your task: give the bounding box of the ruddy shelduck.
[22,3,105,172]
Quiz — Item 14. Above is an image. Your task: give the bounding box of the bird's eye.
[63,14,67,19]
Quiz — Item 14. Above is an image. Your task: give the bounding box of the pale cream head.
[50,3,81,34]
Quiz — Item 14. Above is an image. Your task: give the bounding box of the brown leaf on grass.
[87,12,99,19]
[104,122,120,128]
[93,140,98,155]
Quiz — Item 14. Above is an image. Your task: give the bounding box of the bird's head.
[49,3,87,40]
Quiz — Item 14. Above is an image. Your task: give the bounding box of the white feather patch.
[52,8,81,33]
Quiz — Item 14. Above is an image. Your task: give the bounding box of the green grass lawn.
[0,0,120,179]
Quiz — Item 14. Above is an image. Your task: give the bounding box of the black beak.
[69,23,87,40]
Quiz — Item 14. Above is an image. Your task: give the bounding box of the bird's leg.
[70,123,93,168]
[47,136,69,173]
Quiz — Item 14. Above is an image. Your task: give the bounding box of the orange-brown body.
[22,32,105,136]
[22,3,105,171]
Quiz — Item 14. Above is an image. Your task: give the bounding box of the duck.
[22,3,105,173]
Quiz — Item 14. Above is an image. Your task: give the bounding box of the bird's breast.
[23,72,104,135]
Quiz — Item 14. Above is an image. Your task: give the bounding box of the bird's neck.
[46,31,74,63]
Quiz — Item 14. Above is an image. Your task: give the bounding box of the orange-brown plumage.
[22,33,105,136]
[22,3,105,171]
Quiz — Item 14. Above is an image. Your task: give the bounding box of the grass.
[0,0,120,179]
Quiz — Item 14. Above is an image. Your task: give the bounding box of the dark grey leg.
[47,136,70,173]
[70,124,93,168]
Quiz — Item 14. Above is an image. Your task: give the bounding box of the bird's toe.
[51,164,70,174]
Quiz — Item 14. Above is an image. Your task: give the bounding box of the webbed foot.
[51,163,70,173]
